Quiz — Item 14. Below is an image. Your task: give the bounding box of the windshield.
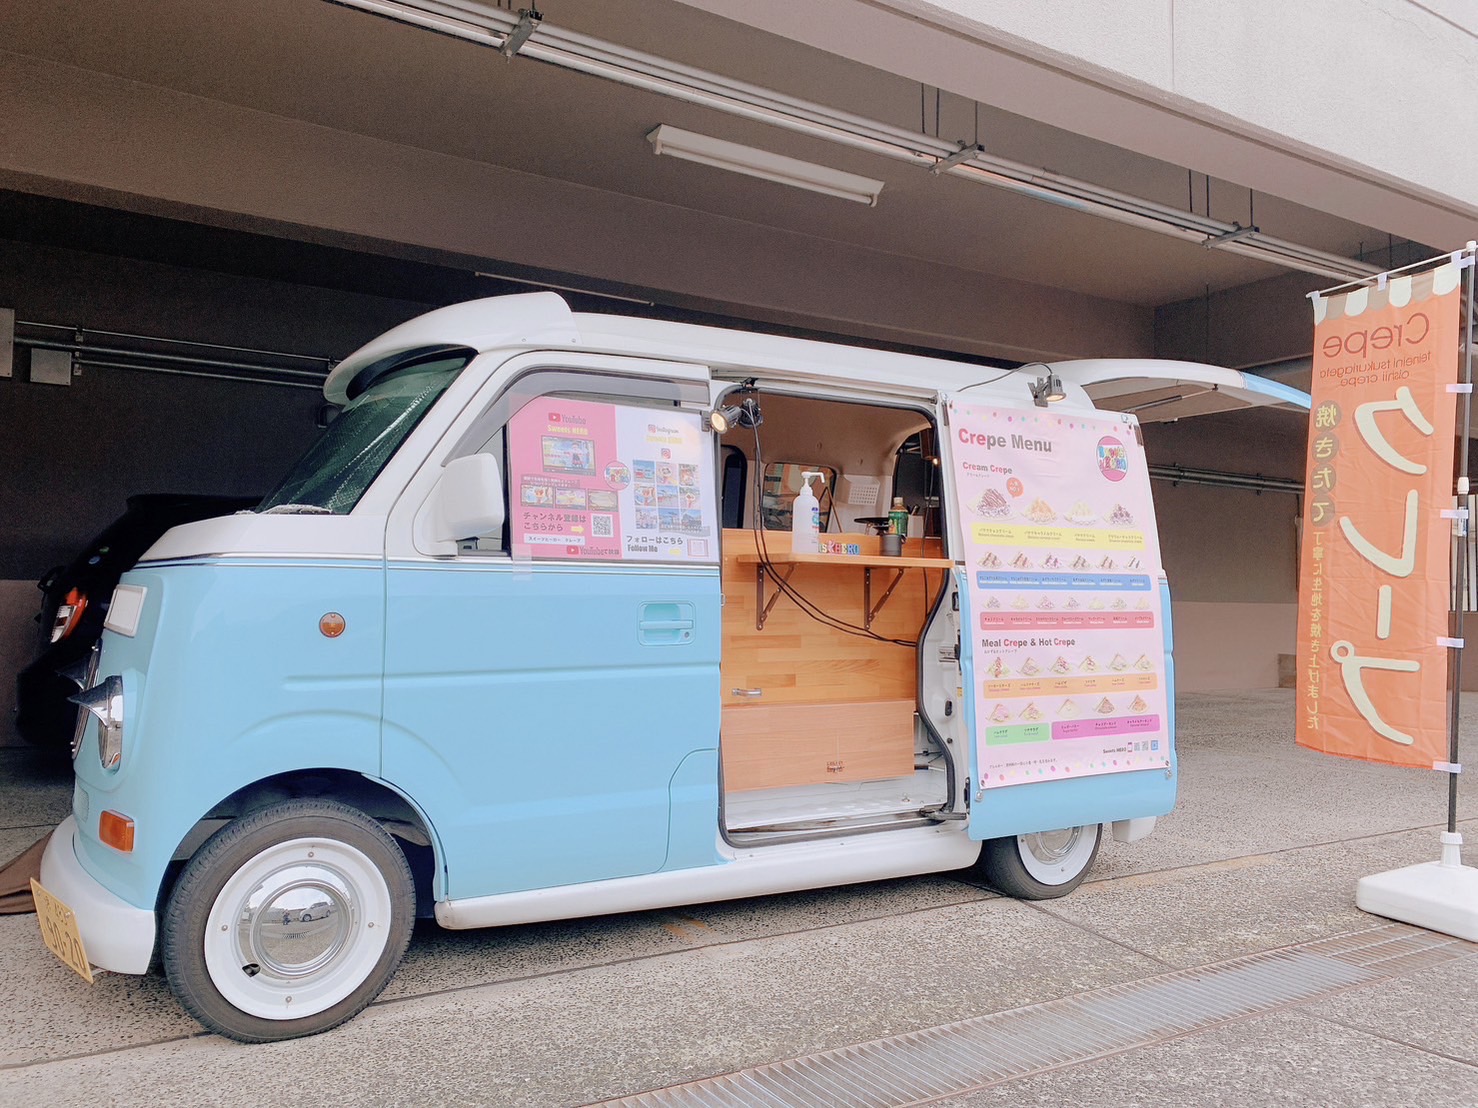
[258,354,468,513]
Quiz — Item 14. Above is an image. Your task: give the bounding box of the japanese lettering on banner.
[949,401,1171,788]
[508,397,717,561]
[1295,262,1462,766]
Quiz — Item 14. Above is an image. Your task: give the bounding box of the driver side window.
[446,368,712,561]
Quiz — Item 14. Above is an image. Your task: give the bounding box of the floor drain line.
[598,925,1470,1108]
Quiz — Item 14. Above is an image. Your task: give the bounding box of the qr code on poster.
[592,514,614,538]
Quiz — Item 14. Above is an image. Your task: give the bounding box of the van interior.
[713,387,966,844]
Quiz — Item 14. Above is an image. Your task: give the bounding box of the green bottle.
[888,496,909,540]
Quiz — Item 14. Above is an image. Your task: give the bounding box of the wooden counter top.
[735,551,955,569]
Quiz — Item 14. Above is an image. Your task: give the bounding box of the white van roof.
[324,292,1308,419]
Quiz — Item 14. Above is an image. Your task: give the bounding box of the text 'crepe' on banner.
[1296,262,1462,766]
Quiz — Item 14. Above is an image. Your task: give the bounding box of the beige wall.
[1155,271,1326,369]
[1151,483,1301,606]
[1171,601,1297,691]
[1142,416,1305,690]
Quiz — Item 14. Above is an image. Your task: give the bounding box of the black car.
[15,493,258,751]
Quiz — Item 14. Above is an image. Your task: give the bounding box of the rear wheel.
[160,799,414,1042]
[975,823,1101,900]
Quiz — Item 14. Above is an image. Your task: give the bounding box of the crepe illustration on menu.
[1041,553,1062,569]
[1125,556,1143,569]
[985,657,1010,678]
[1079,656,1099,673]
[1107,503,1135,527]
[975,488,1011,517]
[1064,596,1081,610]
[1129,695,1149,712]
[1109,653,1129,671]
[1066,500,1096,525]
[1111,598,1128,610]
[1010,552,1033,569]
[1071,555,1091,569]
[1057,699,1080,718]
[986,596,1002,609]
[990,703,1013,723]
[1020,702,1044,721]
[1050,656,1072,675]
[1019,657,1041,676]
[1095,697,1116,715]
[1037,596,1055,610]
[980,551,1002,568]
[1025,498,1056,523]
[1012,595,1031,610]
[1135,598,1150,609]
[1098,555,1116,570]
[1088,598,1106,610]
[1134,654,1154,671]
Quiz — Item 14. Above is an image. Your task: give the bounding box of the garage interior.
[3,0,1475,742]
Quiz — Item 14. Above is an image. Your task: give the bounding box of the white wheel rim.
[202,836,393,1021]
[1016,825,1098,885]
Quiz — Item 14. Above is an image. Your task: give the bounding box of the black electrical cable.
[956,360,1054,394]
[750,422,910,644]
[748,418,926,647]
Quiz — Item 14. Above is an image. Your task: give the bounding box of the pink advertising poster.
[508,397,716,562]
[948,400,1170,787]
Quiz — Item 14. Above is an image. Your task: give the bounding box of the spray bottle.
[791,471,824,554]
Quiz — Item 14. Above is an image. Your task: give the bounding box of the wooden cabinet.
[717,530,948,792]
[721,699,916,791]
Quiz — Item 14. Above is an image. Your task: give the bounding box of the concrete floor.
[1,690,1475,1106]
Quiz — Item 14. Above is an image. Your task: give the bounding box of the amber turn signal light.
[99,810,135,853]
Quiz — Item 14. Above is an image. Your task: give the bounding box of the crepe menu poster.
[508,397,716,562]
[948,401,1171,788]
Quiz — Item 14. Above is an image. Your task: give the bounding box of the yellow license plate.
[31,879,95,984]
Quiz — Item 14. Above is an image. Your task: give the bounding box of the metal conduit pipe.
[19,322,331,367]
[20,337,330,382]
[12,320,335,389]
[1149,464,1303,495]
[67,358,327,391]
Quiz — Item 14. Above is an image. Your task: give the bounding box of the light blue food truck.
[34,293,1308,1040]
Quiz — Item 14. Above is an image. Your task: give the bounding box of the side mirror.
[427,454,506,546]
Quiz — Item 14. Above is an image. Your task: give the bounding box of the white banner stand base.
[1355,832,1478,942]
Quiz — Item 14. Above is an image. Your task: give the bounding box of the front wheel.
[160,799,415,1042]
[975,823,1101,900]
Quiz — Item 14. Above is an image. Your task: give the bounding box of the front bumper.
[39,816,156,975]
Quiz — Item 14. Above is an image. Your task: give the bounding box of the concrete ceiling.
[0,0,1430,356]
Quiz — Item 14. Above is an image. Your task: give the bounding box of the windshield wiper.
[260,504,335,515]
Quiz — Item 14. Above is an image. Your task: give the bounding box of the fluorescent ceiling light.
[333,0,1384,283]
[647,124,883,206]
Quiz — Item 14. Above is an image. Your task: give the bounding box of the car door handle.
[638,602,696,645]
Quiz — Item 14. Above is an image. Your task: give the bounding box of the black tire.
[974,823,1101,900]
[160,799,415,1043]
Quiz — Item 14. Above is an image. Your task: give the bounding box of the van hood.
[138,513,386,563]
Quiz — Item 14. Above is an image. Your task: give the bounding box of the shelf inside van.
[735,551,953,569]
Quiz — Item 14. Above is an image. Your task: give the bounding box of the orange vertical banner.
[1296,262,1462,766]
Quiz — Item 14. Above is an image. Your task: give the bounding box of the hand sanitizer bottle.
[791,471,823,553]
